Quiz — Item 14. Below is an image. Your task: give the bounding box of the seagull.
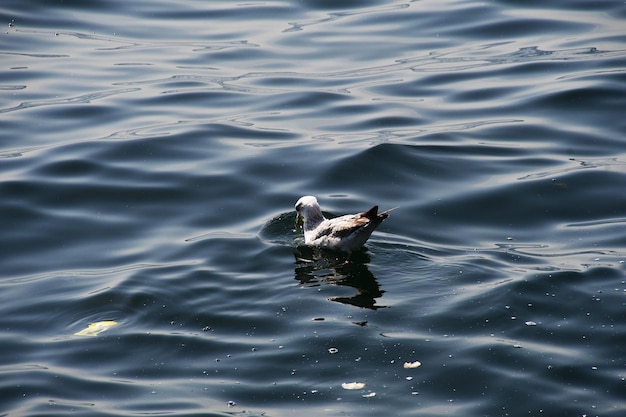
[294,196,392,252]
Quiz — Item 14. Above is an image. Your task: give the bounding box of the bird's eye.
[296,203,302,211]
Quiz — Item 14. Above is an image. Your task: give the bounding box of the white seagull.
[294,195,391,252]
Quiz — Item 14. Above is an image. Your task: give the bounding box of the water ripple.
[0,87,140,114]
[1,0,625,416]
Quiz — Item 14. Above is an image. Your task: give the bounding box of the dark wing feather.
[313,206,384,240]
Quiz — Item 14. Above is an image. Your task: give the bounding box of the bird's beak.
[295,214,303,231]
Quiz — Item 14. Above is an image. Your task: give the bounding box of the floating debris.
[403,361,421,369]
[342,382,366,390]
[362,392,376,398]
[227,400,236,407]
[525,321,537,326]
[328,347,339,354]
[74,321,117,337]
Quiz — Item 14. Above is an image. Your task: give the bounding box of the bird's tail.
[379,206,399,219]
[364,205,399,220]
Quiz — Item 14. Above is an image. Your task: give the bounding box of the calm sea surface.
[1,1,625,416]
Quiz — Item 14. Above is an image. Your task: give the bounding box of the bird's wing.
[313,213,373,240]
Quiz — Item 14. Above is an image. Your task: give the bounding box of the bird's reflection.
[293,246,385,310]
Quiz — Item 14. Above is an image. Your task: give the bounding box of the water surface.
[1,1,625,416]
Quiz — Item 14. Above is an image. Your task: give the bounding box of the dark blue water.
[1,1,625,416]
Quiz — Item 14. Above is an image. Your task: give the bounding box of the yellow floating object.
[74,320,118,337]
